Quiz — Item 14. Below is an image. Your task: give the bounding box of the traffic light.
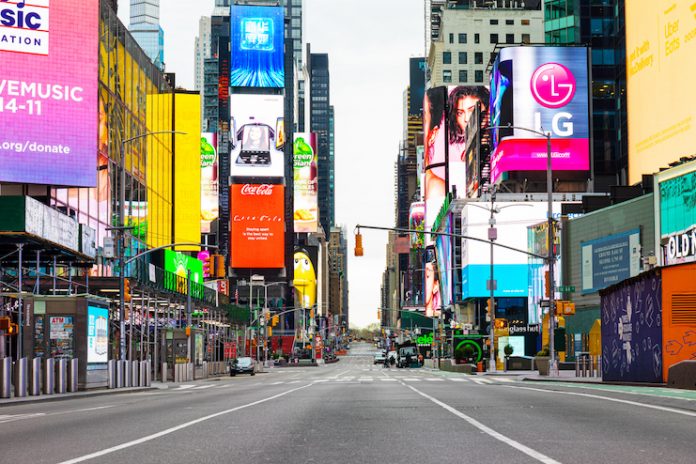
[215,255,226,278]
[544,271,551,298]
[377,310,381,320]
[203,254,214,277]
[267,327,272,337]
[354,231,364,257]
[271,315,279,327]
[0,316,9,331]
[124,278,132,302]
[559,301,576,316]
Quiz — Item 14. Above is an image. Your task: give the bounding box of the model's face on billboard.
[455,95,480,132]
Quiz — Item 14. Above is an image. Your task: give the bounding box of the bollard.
[115,360,123,388]
[139,361,148,387]
[55,359,67,394]
[43,358,55,395]
[131,361,139,387]
[145,361,152,386]
[107,360,116,389]
[174,364,180,383]
[29,358,41,396]
[575,357,580,377]
[68,359,78,392]
[188,363,193,382]
[0,357,11,399]
[123,361,131,388]
[161,362,168,383]
[14,357,28,398]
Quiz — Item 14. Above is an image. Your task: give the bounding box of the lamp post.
[117,130,187,362]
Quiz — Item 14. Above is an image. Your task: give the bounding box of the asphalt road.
[1,342,695,464]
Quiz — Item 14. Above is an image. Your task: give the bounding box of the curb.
[0,387,155,408]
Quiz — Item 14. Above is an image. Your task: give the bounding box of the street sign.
[103,237,115,258]
[539,299,550,308]
[558,285,576,293]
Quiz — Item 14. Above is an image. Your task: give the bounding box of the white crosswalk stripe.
[402,378,420,382]
[192,385,215,390]
[425,378,445,382]
[449,378,469,382]
[174,385,195,390]
[472,378,492,385]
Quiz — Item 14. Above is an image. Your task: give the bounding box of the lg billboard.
[229,4,285,88]
[0,0,98,186]
[489,46,590,184]
[230,183,285,269]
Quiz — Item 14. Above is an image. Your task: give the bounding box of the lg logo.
[530,63,576,109]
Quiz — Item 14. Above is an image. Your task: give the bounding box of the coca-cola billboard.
[230,184,285,268]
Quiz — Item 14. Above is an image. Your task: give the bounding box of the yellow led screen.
[627,0,696,184]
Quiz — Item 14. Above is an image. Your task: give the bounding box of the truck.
[397,344,419,368]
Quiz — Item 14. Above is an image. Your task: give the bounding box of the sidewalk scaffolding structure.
[0,207,243,400]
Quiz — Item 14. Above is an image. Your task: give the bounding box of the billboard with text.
[0,0,98,186]
[230,184,285,269]
[293,133,318,233]
[201,133,219,233]
[489,46,590,184]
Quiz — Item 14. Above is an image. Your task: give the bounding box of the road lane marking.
[449,378,469,382]
[425,378,444,382]
[402,378,420,382]
[56,383,314,464]
[502,385,696,418]
[380,378,398,382]
[174,385,195,390]
[401,382,562,464]
[192,385,214,390]
[0,413,46,424]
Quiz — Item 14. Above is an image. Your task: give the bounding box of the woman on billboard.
[424,247,441,318]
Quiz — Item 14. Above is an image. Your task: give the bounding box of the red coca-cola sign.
[240,184,274,196]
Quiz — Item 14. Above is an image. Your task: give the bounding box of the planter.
[535,356,551,376]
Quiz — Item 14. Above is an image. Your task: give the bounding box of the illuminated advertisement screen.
[293,133,318,233]
[424,246,441,318]
[294,247,317,309]
[201,133,219,233]
[489,46,590,184]
[164,249,204,285]
[230,94,285,178]
[409,202,425,249]
[230,4,284,88]
[230,184,285,269]
[423,86,490,245]
[435,214,453,308]
[0,0,98,186]
[658,166,696,266]
[86,305,109,364]
[626,1,696,184]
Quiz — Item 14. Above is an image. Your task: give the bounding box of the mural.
[601,272,663,382]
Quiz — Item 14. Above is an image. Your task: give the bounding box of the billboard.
[626,1,696,183]
[581,229,641,294]
[201,133,219,233]
[164,249,204,285]
[293,133,318,233]
[294,247,317,309]
[230,183,285,269]
[435,214,453,308]
[230,94,285,178]
[409,57,426,116]
[409,202,425,249]
[0,0,98,186]
[423,86,490,245]
[489,46,590,184]
[424,246,441,318]
[656,163,696,266]
[86,305,108,364]
[230,4,284,88]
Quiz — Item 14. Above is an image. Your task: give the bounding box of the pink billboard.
[0,0,98,186]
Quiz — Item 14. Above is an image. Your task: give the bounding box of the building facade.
[128,0,165,71]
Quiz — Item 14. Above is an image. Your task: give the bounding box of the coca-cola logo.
[240,184,274,196]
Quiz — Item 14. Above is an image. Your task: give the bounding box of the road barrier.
[0,357,11,398]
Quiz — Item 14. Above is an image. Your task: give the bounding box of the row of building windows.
[442,69,485,83]
[445,32,530,51]
[447,19,531,44]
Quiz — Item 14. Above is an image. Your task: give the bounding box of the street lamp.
[117,130,187,361]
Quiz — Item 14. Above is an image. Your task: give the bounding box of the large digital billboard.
[230,4,284,88]
[230,183,285,269]
[201,133,219,233]
[0,0,98,186]
[489,46,590,184]
[581,229,641,294]
[164,249,204,285]
[435,214,453,308]
[230,94,285,178]
[626,1,696,184]
[655,161,696,266]
[293,133,318,233]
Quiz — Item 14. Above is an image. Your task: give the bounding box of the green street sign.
[558,286,575,293]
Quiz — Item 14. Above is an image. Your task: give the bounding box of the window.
[521,19,530,26]
[474,33,480,44]
[490,19,499,25]
[458,33,467,43]
[458,51,467,64]
[443,51,452,64]
[474,52,483,64]
[521,33,531,44]
[506,19,514,25]
[490,33,499,44]
[449,33,454,44]
[506,33,515,43]
[459,69,468,83]
[475,70,484,83]
[443,69,452,83]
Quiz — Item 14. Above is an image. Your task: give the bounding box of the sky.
[118,0,425,329]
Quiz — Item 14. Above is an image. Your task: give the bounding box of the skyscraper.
[307,49,334,235]
[128,0,165,71]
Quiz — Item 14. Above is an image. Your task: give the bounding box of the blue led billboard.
[230,5,285,88]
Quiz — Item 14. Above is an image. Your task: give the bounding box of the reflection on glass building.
[128,0,165,71]
[51,2,174,277]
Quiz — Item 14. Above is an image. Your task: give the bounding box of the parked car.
[229,357,255,376]
[373,350,386,365]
